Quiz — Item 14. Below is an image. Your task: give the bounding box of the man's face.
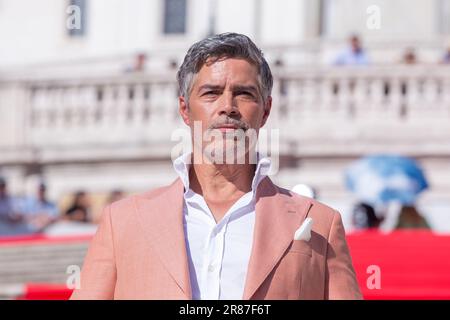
[38,186,46,200]
[80,194,91,208]
[351,37,361,52]
[179,58,271,162]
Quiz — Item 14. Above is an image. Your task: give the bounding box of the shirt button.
[208,264,216,272]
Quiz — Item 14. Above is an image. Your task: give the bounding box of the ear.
[260,96,272,128]
[178,96,190,126]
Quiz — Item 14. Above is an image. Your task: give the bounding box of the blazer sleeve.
[70,205,117,299]
[324,210,363,300]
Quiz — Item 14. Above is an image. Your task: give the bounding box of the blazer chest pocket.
[288,240,312,256]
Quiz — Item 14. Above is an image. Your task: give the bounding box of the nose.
[217,92,240,117]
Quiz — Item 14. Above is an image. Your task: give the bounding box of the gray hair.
[177,32,273,104]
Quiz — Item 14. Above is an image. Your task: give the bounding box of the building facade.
[1,0,450,230]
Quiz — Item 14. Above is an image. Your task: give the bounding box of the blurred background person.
[352,201,384,230]
[105,189,125,205]
[402,48,418,64]
[333,34,370,66]
[125,52,147,73]
[22,182,59,233]
[395,204,430,229]
[442,47,450,64]
[64,191,91,223]
[0,177,14,224]
[0,177,30,236]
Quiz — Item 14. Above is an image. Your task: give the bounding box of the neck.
[189,151,256,202]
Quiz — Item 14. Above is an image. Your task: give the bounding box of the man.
[333,34,369,66]
[71,33,362,300]
[442,47,450,64]
[64,191,91,223]
[23,182,59,232]
[0,177,12,222]
[0,177,31,236]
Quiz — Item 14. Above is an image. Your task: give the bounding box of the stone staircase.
[0,240,89,298]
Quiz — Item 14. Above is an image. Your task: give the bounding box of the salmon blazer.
[71,177,362,300]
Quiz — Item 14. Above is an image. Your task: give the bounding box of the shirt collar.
[172,152,271,196]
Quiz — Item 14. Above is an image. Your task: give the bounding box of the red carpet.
[347,230,450,300]
[18,284,73,300]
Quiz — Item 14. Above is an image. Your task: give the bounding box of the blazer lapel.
[134,178,192,299]
[242,177,314,300]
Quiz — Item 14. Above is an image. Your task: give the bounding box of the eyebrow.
[197,84,259,94]
[230,85,259,94]
[197,84,224,92]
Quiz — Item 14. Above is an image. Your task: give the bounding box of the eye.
[202,91,219,97]
[237,91,255,99]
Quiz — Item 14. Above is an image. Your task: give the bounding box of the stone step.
[0,241,89,285]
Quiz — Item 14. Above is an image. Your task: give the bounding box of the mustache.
[208,117,250,131]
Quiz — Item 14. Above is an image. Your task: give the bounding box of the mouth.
[212,124,237,132]
[213,123,248,132]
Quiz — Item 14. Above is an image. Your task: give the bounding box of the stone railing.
[1,65,450,163]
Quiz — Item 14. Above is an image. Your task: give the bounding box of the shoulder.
[105,181,177,222]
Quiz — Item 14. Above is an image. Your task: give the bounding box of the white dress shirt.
[173,152,271,300]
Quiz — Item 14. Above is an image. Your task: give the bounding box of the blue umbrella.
[345,154,429,205]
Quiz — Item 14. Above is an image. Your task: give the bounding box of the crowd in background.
[0,176,124,236]
[351,201,430,231]
[333,34,450,66]
[126,34,450,75]
[1,173,430,237]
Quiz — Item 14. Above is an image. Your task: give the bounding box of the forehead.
[194,58,259,87]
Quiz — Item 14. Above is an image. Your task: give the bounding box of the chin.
[202,144,251,165]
